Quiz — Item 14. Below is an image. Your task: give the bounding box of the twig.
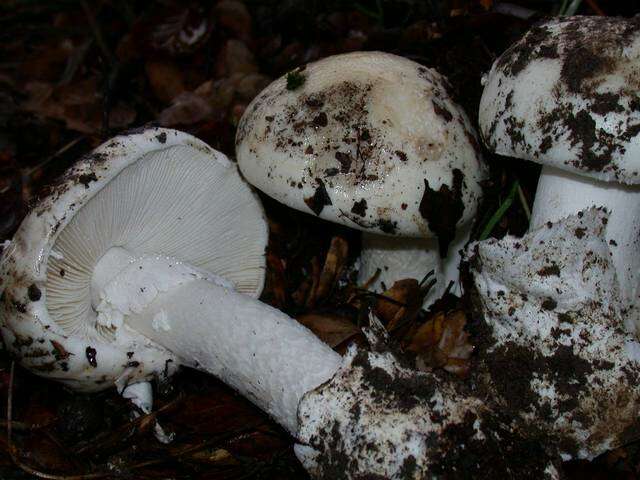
[585,0,605,15]
[516,182,531,221]
[23,136,84,177]
[73,393,184,454]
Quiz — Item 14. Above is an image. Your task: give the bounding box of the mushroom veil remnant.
[467,208,640,460]
[236,51,487,308]
[479,15,640,332]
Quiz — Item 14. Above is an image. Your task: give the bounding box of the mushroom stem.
[530,165,640,333]
[92,248,341,435]
[358,224,473,306]
[358,234,445,303]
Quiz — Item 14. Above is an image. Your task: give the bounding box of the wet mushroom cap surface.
[236,51,485,252]
[0,127,268,392]
[479,16,640,183]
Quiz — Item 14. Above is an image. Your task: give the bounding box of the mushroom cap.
[0,127,268,392]
[236,51,486,247]
[479,16,640,184]
[467,208,640,459]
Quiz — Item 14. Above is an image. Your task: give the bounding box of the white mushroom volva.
[467,209,640,460]
[295,324,561,479]
[479,15,640,332]
[236,51,487,307]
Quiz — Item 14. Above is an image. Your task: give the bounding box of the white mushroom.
[467,208,640,460]
[0,127,345,436]
[1,128,559,478]
[479,15,640,333]
[236,51,487,307]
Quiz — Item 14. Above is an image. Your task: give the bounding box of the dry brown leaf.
[235,73,272,102]
[215,39,258,78]
[21,40,75,83]
[297,313,359,348]
[374,279,422,329]
[150,5,211,55]
[315,236,349,302]
[158,91,213,126]
[304,257,322,308]
[214,0,253,43]
[189,447,239,465]
[406,310,473,377]
[265,252,287,309]
[372,277,431,334]
[23,79,135,133]
[145,60,186,104]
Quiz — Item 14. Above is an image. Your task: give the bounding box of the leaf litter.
[0,0,635,478]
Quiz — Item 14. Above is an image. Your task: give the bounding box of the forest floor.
[1,0,639,478]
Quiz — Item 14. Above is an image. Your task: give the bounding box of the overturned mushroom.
[0,127,269,394]
[236,51,487,307]
[479,15,640,333]
[467,208,640,460]
[0,127,347,438]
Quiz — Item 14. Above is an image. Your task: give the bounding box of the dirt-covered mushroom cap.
[0,127,268,392]
[236,51,485,250]
[479,16,640,183]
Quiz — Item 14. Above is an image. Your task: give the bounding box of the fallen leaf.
[214,0,253,43]
[297,312,359,347]
[406,310,473,377]
[374,279,422,329]
[215,39,258,78]
[314,236,349,303]
[150,5,211,55]
[145,60,186,104]
[235,73,272,102]
[158,91,213,126]
[22,79,136,134]
[189,447,239,465]
[21,40,75,83]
